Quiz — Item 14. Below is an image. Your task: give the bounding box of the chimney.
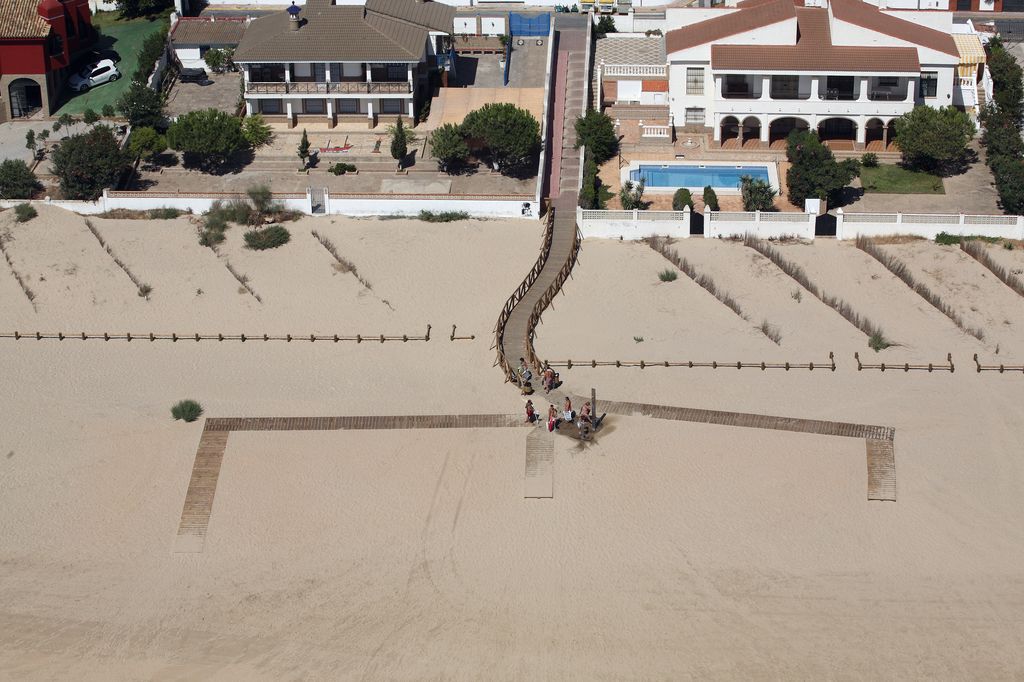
[287,1,301,31]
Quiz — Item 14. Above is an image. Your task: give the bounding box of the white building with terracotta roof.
[663,0,961,150]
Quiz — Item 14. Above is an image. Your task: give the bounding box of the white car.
[68,59,121,92]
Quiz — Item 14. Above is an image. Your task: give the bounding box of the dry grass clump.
[961,239,1024,298]
[759,319,782,345]
[0,231,36,309]
[311,230,373,290]
[648,236,745,319]
[856,235,985,340]
[223,259,262,303]
[84,219,152,299]
[745,234,893,349]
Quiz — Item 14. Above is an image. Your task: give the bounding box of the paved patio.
[166,73,241,117]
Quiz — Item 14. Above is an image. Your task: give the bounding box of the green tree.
[785,130,860,205]
[25,129,36,157]
[133,27,169,82]
[702,185,720,211]
[49,125,127,200]
[166,108,247,171]
[574,109,618,164]
[462,103,540,175]
[101,104,116,118]
[893,106,976,174]
[987,37,1024,124]
[0,159,41,199]
[619,179,646,210]
[297,128,311,168]
[117,81,165,128]
[595,15,618,38]
[981,106,1024,163]
[116,0,171,18]
[58,113,77,133]
[204,48,227,73]
[672,187,693,211]
[992,156,1024,214]
[430,123,469,173]
[128,126,167,161]
[241,114,273,148]
[389,116,409,169]
[740,175,776,212]
[82,108,100,125]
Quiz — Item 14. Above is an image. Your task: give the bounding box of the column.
[858,76,869,102]
[284,64,291,82]
[906,77,916,102]
[809,76,821,101]
[855,115,866,146]
[713,113,721,143]
[407,63,413,90]
[882,120,888,148]
[366,64,373,83]
[325,63,332,83]
[326,99,335,128]
[407,99,414,121]
[759,115,769,144]
[245,100,253,116]
[760,75,771,101]
[366,99,374,129]
[715,74,723,98]
[285,100,294,128]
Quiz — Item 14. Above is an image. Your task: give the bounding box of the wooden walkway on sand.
[174,414,534,553]
[524,429,554,499]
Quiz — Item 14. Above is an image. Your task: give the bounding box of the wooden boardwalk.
[866,439,897,501]
[174,414,534,553]
[524,430,554,499]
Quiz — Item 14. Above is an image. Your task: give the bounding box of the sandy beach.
[2,207,1024,679]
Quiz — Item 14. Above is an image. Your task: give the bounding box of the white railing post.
[896,212,903,226]
[836,208,844,240]
[683,205,691,236]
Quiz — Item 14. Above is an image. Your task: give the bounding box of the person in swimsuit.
[525,400,537,423]
[547,404,558,432]
[562,396,574,423]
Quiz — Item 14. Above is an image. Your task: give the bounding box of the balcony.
[245,81,412,95]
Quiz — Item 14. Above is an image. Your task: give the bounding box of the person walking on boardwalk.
[562,396,574,423]
[526,400,537,424]
[517,357,532,387]
[578,401,592,429]
[547,404,558,432]
[542,364,556,393]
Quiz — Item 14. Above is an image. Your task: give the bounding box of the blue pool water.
[630,164,770,189]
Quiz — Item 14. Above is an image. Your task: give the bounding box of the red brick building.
[0,0,95,122]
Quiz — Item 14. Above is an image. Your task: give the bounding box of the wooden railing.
[245,81,411,95]
[541,354,836,371]
[524,223,582,374]
[493,208,555,382]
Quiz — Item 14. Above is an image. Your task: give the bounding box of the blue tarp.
[508,12,550,37]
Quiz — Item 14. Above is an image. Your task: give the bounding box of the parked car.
[68,59,121,92]
[178,67,211,85]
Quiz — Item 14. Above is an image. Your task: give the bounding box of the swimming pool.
[626,162,775,193]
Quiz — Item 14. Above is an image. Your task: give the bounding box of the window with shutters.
[686,68,704,96]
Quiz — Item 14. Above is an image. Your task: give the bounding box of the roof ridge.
[363,12,421,60]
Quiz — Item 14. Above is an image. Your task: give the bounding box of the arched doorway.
[8,78,42,118]
[768,117,809,149]
[885,119,898,151]
[720,116,740,147]
[741,116,761,148]
[865,118,885,150]
[817,117,856,150]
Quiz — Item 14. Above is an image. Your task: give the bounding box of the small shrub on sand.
[961,239,1024,297]
[328,162,357,175]
[244,224,291,250]
[934,232,961,246]
[633,335,644,343]
[658,268,678,282]
[147,208,184,219]
[759,320,782,345]
[137,283,153,298]
[791,289,802,303]
[868,330,892,352]
[171,399,203,422]
[246,184,277,216]
[418,210,470,222]
[14,203,37,222]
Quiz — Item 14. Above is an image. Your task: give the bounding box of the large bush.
[893,106,976,174]
[133,26,169,83]
[702,185,720,211]
[128,126,166,161]
[785,130,859,205]
[462,103,540,175]
[0,159,41,199]
[117,81,165,127]
[740,175,776,211]
[50,125,127,200]
[574,110,618,164]
[430,123,469,173]
[988,37,1024,124]
[244,224,291,250]
[166,108,247,170]
[672,188,693,211]
[241,114,273,148]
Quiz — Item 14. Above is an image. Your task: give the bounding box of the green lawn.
[54,14,167,116]
[860,164,945,194]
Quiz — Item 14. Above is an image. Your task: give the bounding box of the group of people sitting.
[516,358,559,396]
[525,397,594,438]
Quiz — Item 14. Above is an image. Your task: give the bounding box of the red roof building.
[0,0,95,121]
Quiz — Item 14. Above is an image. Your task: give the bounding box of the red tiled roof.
[712,7,920,72]
[642,80,669,92]
[0,0,50,39]
[830,0,958,57]
[666,0,795,54]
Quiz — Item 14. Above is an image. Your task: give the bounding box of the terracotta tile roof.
[234,0,430,63]
[170,17,247,47]
[666,0,795,55]
[0,0,51,39]
[364,0,454,34]
[830,0,958,57]
[711,7,920,72]
[642,80,669,92]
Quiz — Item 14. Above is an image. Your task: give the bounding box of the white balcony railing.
[603,64,667,78]
[714,97,914,119]
[640,124,671,138]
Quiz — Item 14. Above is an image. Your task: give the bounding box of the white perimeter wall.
[835,211,1024,240]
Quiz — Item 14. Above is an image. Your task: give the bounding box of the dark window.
[304,98,325,114]
[770,75,799,99]
[313,64,326,82]
[92,67,109,77]
[724,74,751,96]
[49,34,63,55]
[337,99,358,113]
[956,0,972,10]
[259,99,282,114]
[825,75,856,100]
[878,77,898,88]
[387,64,406,81]
[381,99,402,114]
[251,64,285,82]
[919,72,938,98]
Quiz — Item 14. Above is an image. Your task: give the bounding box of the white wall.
[325,194,537,219]
[705,210,815,240]
[174,47,205,70]
[835,211,1024,240]
[577,208,691,239]
[481,17,506,36]
[454,16,476,34]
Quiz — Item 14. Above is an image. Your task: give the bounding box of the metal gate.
[310,187,326,214]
